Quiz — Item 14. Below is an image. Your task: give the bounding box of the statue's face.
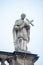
[21,13,26,20]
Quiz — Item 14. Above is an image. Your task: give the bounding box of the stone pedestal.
[13,51,39,65]
[0,51,39,65]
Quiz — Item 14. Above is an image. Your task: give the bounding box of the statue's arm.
[13,25,20,30]
[19,22,24,29]
[19,22,30,29]
[24,22,30,30]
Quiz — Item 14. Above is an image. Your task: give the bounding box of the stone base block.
[0,51,39,65]
[13,51,39,65]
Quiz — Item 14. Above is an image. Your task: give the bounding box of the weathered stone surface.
[14,51,39,65]
[13,13,31,51]
[0,51,39,65]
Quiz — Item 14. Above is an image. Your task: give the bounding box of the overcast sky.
[0,0,43,65]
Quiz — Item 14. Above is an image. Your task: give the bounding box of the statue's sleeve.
[13,26,17,43]
[27,28,30,42]
[25,23,30,42]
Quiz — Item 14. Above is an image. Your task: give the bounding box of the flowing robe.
[13,19,30,51]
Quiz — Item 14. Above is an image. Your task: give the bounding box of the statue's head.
[21,13,26,20]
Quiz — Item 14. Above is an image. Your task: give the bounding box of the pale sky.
[0,0,43,65]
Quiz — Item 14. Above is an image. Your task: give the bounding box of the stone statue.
[13,13,34,51]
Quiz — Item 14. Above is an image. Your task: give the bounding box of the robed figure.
[13,14,33,51]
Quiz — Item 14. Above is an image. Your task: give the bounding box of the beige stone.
[0,51,39,65]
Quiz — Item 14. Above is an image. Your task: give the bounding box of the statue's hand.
[19,23,25,29]
[14,25,19,30]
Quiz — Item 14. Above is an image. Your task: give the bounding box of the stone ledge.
[0,51,39,63]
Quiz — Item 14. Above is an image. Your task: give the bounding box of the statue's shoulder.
[15,19,24,26]
[23,20,30,30]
